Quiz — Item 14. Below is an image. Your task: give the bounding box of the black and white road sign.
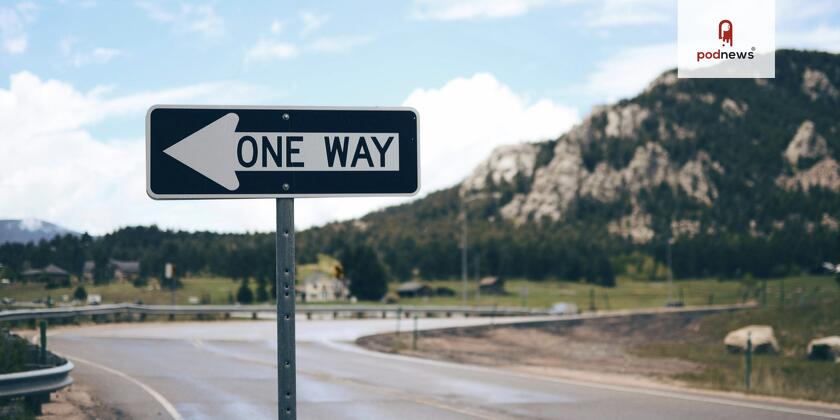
[146,105,419,199]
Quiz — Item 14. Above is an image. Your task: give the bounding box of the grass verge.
[633,298,840,403]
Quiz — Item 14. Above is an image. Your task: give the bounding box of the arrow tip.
[163,113,241,191]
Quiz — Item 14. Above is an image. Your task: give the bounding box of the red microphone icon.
[719,19,733,47]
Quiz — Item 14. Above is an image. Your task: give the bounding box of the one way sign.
[146,105,419,199]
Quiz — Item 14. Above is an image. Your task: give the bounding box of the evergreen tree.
[341,245,388,301]
[236,278,254,304]
[73,285,87,301]
[255,275,269,303]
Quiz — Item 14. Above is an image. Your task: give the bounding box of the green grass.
[633,298,840,403]
[1,274,836,309]
[0,277,241,305]
[391,275,839,310]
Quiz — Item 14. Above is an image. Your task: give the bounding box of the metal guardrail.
[0,361,74,400]
[0,303,548,322]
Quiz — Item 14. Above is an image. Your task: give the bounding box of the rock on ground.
[724,325,780,354]
[807,336,840,362]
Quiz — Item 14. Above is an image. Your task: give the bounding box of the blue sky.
[1,0,839,234]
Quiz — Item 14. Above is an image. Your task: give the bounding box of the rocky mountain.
[299,49,840,281]
[0,219,79,244]
[459,49,839,241]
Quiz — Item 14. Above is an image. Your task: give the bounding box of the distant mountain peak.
[0,219,78,244]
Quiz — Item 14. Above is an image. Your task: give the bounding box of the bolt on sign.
[146,105,419,198]
[146,105,419,419]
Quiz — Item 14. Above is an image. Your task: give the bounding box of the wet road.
[48,317,840,420]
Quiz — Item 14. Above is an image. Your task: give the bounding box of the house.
[110,259,141,281]
[299,272,349,303]
[21,264,71,287]
[396,281,432,298]
[84,259,141,281]
[479,276,506,294]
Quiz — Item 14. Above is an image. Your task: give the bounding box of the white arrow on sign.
[164,113,243,190]
[163,113,400,191]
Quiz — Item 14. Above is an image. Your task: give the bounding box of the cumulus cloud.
[0,72,576,234]
[404,73,578,192]
[0,72,275,234]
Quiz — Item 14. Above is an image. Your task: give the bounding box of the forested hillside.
[1,50,838,288]
[300,49,840,283]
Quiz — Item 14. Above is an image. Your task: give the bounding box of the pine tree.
[236,278,254,304]
[73,285,87,301]
[256,275,269,303]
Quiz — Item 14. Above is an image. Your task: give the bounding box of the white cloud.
[412,0,549,20]
[135,1,225,38]
[584,43,675,103]
[299,11,329,36]
[0,72,276,234]
[244,40,299,63]
[404,73,578,193]
[0,2,37,54]
[0,72,576,234]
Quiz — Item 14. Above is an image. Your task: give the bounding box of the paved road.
[48,317,840,420]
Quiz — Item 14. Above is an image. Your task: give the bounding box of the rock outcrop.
[802,68,840,101]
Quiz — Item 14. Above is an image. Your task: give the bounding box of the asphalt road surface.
[47,316,840,420]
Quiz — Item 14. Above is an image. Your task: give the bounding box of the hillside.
[1,50,838,287]
[0,219,78,244]
[298,49,840,282]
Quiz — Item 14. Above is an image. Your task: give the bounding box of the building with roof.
[110,259,141,281]
[396,281,433,298]
[299,272,349,303]
[479,276,506,294]
[21,264,71,287]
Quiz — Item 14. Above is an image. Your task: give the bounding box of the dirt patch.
[40,384,124,420]
[358,311,719,380]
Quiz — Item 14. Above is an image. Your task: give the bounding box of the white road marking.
[66,354,185,420]
[325,341,840,419]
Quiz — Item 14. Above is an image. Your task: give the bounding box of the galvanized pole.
[276,198,296,419]
[474,253,480,305]
[461,202,468,307]
[744,332,752,391]
[39,320,47,364]
[412,315,418,351]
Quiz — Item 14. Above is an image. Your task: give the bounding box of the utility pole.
[474,254,480,305]
[461,200,468,308]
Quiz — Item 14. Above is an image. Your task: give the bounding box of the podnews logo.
[696,19,755,62]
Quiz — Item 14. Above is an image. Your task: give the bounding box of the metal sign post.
[146,105,419,419]
[276,198,296,418]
